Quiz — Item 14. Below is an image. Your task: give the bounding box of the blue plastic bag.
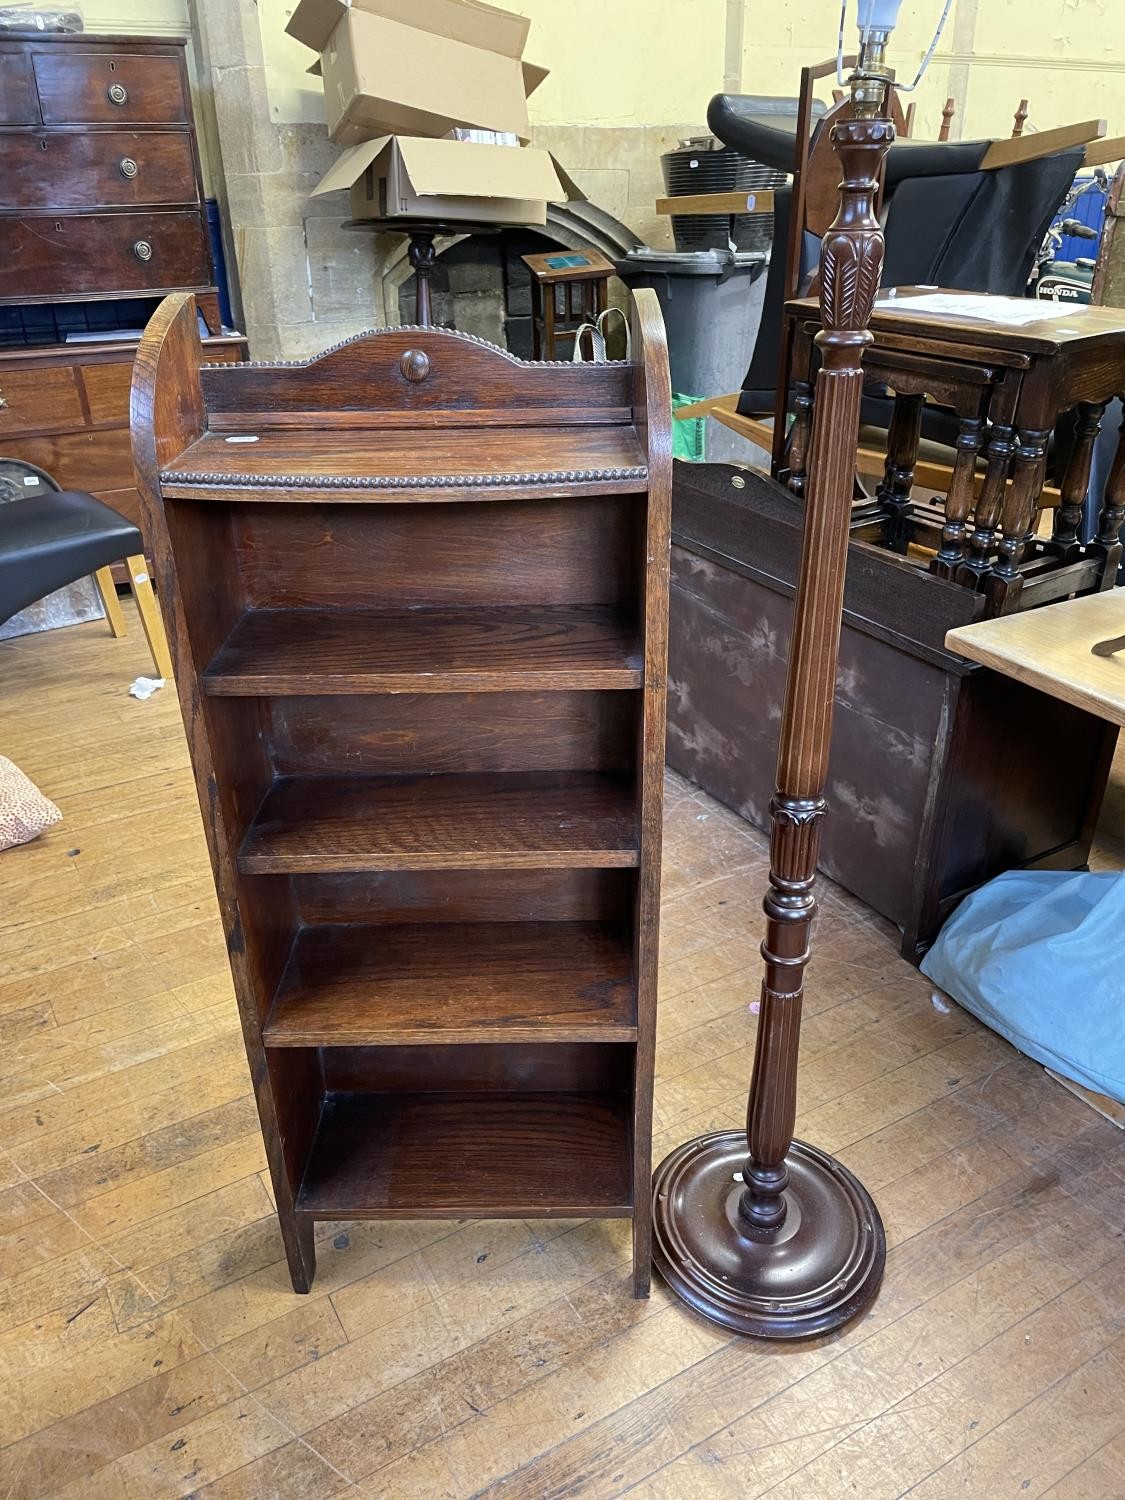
[920,870,1125,1104]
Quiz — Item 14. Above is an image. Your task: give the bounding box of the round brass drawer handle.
[107,82,128,106]
[133,240,153,262]
[0,391,7,411]
[119,157,138,179]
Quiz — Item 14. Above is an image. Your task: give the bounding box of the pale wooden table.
[946,590,1125,728]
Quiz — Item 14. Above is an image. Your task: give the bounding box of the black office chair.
[0,463,172,679]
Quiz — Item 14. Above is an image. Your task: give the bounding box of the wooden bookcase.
[131,292,671,1295]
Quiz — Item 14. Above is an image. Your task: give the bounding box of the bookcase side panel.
[630,290,674,1297]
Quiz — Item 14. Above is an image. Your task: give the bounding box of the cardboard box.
[287,0,548,145]
[312,135,566,227]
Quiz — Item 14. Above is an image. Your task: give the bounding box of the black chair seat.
[0,490,142,625]
[707,94,990,184]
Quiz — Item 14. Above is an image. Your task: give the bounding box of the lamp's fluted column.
[741,113,895,1232]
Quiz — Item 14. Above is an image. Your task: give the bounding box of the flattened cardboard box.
[287,0,548,145]
[312,136,566,227]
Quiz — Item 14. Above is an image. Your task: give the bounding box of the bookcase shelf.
[296,1090,634,1220]
[237,771,640,874]
[263,921,637,1048]
[133,299,670,1297]
[202,605,644,695]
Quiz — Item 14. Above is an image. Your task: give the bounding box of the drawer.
[0,213,212,299]
[33,50,188,125]
[202,339,249,366]
[81,361,134,426]
[0,50,39,125]
[0,426,135,493]
[0,366,84,437]
[0,131,199,211]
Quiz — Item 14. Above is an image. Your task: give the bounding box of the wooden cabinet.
[0,31,245,553]
[132,292,671,1296]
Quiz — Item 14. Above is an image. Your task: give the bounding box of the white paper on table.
[884,292,1085,326]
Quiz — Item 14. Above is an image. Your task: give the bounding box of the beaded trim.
[219,325,632,371]
[160,466,649,490]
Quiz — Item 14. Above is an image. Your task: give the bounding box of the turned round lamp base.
[652,1131,886,1338]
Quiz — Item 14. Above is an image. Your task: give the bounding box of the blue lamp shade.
[856,0,903,31]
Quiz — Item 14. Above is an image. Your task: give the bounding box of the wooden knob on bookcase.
[400,349,430,383]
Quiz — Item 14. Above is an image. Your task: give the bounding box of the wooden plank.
[1083,132,1125,168]
[655,189,775,216]
[981,118,1106,170]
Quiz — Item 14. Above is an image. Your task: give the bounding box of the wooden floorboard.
[0,608,1122,1499]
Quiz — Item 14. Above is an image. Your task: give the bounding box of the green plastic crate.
[672,393,706,462]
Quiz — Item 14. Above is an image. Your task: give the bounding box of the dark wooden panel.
[294,869,636,925]
[0,365,83,436]
[320,1042,632,1094]
[266,692,638,776]
[264,922,636,1046]
[203,605,643,694]
[0,213,211,300]
[936,672,1117,904]
[0,426,133,491]
[0,49,39,125]
[238,770,639,873]
[199,323,635,419]
[0,130,198,210]
[32,49,188,125]
[232,497,642,608]
[296,1091,633,1218]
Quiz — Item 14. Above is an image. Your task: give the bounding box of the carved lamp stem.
[741,111,893,1233]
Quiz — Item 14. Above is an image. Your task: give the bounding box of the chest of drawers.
[0,33,218,323]
[0,31,246,555]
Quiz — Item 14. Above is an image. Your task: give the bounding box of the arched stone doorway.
[379,201,641,357]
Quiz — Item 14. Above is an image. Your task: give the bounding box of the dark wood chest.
[0,31,246,539]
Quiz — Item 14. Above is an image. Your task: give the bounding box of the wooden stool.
[522,248,615,359]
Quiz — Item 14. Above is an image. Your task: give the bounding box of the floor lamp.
[652,0,950,1338]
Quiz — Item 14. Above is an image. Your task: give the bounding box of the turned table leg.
[958,419,1015,584]
[931,415,985,579]
[1091,403,1125,586]
[987,426,1051,614]
[1052,403,1106,563]
[876,390,923,551]
[786,379,815,497]
[408,231,437,328]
